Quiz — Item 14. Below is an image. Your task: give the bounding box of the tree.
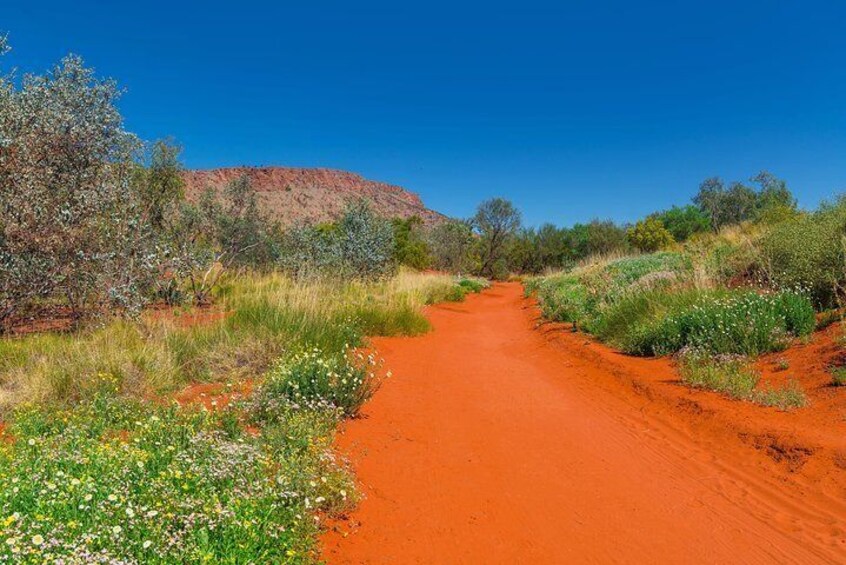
[627,217,675,252]
[652,205,711,241]
[135,139,185,230]
[0,46,160,327]
[473,198,521,278]
[569,220,629,258]
[506,223,572,274]
[693,177,758,230]
[693,172,795,231]
[392,216,430,270]
[751,171,797,223]
[426,219,477,273]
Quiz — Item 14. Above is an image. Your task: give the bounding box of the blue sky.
[3,1,845,226]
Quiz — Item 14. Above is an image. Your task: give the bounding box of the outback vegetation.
[526,175,846,408]
[2,27,846,564]
[0,39,489,562]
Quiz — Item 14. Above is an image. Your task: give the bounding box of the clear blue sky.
[3,1,845,226]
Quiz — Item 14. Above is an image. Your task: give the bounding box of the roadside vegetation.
[1,28,843,561]
[0,37,489,563]
[526,176,846,408]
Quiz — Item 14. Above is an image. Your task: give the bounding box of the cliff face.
[181,167,446,226]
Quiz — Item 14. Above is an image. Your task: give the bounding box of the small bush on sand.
[678,347,759,399]
[678,347,806,409]
[255,347,379,418]
[830,367,846,387]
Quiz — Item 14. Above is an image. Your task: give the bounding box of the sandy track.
[321,283,846,564]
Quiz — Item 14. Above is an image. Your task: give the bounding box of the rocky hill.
[181,167,446,226]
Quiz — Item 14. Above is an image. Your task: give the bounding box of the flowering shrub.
[0,392,352,563]
[254,347,379,418]
[626,217,675,252]
[624,290,814,356]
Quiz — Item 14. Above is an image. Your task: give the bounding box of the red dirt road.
[321,283,846,564]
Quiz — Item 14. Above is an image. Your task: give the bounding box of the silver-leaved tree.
[0,37,163,328]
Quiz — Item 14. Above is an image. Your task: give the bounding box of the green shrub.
[626,290,814,356]
[458,278,487,293]
[759,201,846,307]
[831,367,846,387]
[678,347,807,408]
[678,347,759,399]
[531,252,691,328]
[653,205,711,241]
[754,380,807,409]
[627,217,675,252]
[255,347,378,418]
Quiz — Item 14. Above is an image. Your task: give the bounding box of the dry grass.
[0,269,469,411]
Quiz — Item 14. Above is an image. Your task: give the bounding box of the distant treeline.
[0,35,832,331]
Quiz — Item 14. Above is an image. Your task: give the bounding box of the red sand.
[321,282,846,564]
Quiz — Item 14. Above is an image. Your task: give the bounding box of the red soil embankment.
[321,282,846,564]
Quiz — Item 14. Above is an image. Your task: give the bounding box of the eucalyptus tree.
[0,40,160,327]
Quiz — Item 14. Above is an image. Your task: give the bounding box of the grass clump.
[830,367,846,387]
[678,347,807,409]
[678,347,760,399]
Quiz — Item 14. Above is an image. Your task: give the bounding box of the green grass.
[678,348,760,400]
[830,367,846,387]
[530,253,814,357]
[678,347,807,409]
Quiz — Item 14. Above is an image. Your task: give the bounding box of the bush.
[678,347,806,408]
[653,205,711,241]
[255,347,378,418]
[0,49,160,327]
[624,289,814,356]
[627,217,675,252]
[392,216,430,269]
[426,220,478,274]
[759,200,846,307]
[677,347,759,399]
[280,200,396,280]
